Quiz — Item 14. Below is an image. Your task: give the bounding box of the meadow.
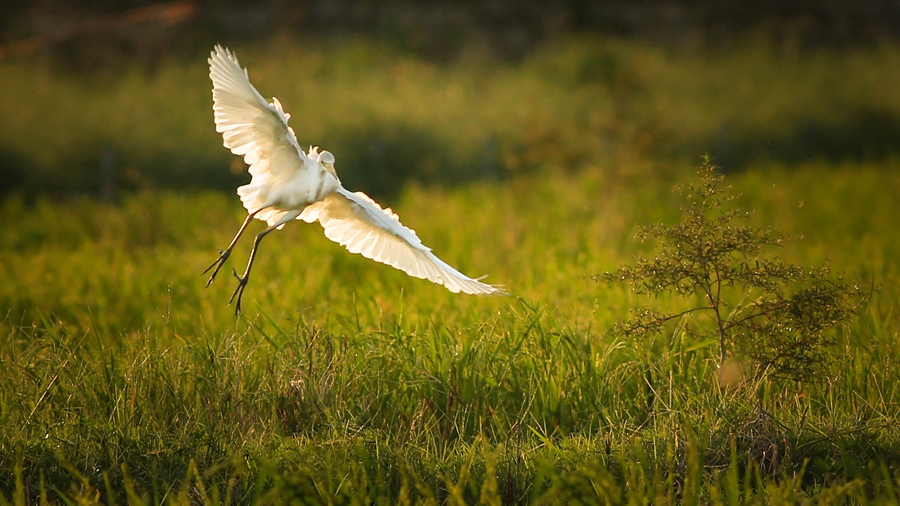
[1,36,900,503]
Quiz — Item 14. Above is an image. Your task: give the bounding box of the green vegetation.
[597,157,874,380]
[1,36,900,503]
[4,36,900,197]
[2,162,899,503]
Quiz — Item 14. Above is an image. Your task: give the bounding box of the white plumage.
[204,45,504,313]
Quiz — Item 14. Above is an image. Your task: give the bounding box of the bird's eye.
[320,151,335,165]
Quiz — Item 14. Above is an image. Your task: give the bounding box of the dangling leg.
[203,210,260,287]
[229,223,279,315]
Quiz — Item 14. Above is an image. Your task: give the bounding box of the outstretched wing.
[208,45,309,180]
[299,187,504,295]
[209,45,311,225]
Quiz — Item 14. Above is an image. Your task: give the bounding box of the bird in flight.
[204,45,504,314]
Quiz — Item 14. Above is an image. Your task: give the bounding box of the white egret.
[204,45,504,313]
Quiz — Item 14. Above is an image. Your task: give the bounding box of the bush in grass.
[596,156,874,381]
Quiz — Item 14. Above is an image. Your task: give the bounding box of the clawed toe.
[203,249,232,287]
[229,268,250,315]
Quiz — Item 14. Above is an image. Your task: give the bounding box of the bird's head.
[309,146,338,177]
[314,148,338,179]
[317,150,335,166]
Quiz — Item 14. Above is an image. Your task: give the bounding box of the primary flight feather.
[204,45,504,313]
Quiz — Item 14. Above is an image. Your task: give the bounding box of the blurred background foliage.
[2,0,900,201]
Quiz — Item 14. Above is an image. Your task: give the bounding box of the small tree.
[596,157,873,380]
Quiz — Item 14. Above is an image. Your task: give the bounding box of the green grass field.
[3,163,899,504]
[2,37,900,504]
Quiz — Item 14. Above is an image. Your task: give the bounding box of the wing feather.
[208,45,309,184]
[299,188,503,295]
[371,240,387,263]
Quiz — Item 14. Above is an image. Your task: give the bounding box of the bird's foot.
[202,248,231,287]
[228,267,249,315]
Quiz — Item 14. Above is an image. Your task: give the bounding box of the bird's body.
[205,45,503,313]
[238,145,338,223]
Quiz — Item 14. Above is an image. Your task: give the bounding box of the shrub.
[596,157,874,381]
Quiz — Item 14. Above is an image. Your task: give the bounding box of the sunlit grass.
[1,162,899,503]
